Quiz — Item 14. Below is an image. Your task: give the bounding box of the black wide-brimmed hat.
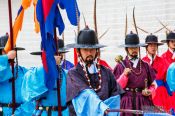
[30,39,69,55]
[142,34,164,47]
[66,27,106,49]
[120,32,145,47]
[0,34,25,50]
[161,32,175,43]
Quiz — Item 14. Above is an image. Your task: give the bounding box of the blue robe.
[0,55,13,82]
[72,89,120,116]
[21,65,69,116]
[0,55,33,116]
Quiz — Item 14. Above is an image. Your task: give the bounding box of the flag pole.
[54,28,62,116]
[8,0,16,114]
[74,1,80,66]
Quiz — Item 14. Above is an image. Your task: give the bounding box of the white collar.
[147,54,156,60]
[131,58,139,68]
[147,54,156,65]
[82,61,98,74]
[169,48,174,54]
[60,60,64,65]
[128,55,138,60]
[168,48,175,59]
[128,56,139,68]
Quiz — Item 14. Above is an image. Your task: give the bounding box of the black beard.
[130,55,138,60]
[86,60,93,65]
[85,55,94,65]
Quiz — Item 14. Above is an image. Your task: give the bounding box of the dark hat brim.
[0,47,25,50]
[30,50,69,56]
[30,51,42,55]
[66,43,106,49]
[119,43,146,48]
[161,39,175,43]
[141,42,164,47]
[14,47,25,50]
[58,48,69,53]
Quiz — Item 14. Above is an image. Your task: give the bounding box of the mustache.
[131,51,138,54]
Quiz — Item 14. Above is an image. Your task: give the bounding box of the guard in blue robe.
[21,66,68,116]
[21,39,70,116]
[167,62,175,114]
[0,34,35,116]
[167,62,175,92]
[0,54,38,116]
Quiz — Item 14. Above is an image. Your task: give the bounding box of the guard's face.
[54,53,64,65]
[58,53,64,60]
[79,48,97,65]
[127,47,139,58]
[168,40,175,50]
[147,43,158,55]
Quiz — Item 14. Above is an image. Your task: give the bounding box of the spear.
[105,109,144,115]
[132,7,142,58]
[82,12,87,27]
[105,108,165,115]
[8,0,16,114]
[94,0,98,37]
[125,12,128,37]
[133,7,138,35]
[93,0,109,40]
[154,24,168,34]
[157,19,171,32]
[135,25,168,34]
[135,25,149,34]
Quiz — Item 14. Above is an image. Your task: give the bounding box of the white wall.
[1,0,175,68]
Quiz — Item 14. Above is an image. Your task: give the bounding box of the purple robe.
[113,56,156,116]
[67,63,124,116]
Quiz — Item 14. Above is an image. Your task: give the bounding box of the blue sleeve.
[14,101,36,116]
[60,69,68,106]
[0,55,12,82]
[72,89,109,116]
[21,66,48,102]
[72,89,120,116]
[104,95,120,116]
[167,63,175,92]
